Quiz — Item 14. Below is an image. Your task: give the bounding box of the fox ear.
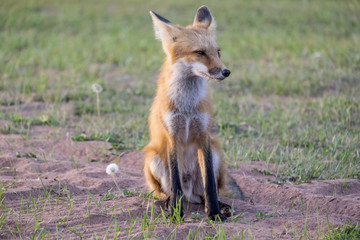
[193,6,216,34]
[150,11,180,42]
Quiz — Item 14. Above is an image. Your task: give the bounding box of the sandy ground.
[0,114,359,239]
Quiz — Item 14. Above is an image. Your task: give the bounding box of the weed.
[190,212,202,220]
[253,168,274,176]
[255,210,274,221]
[72,132,127,150]
[7,114,59,126]
[86,190,105,214]
[323,221,360,240]
[168,197,184,224]
[122,189,137,197]
[102,189,119,201]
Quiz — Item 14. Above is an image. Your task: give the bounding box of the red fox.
[143,6,243,221]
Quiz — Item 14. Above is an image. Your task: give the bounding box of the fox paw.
[219,201,232,217]
[208,213,227,222]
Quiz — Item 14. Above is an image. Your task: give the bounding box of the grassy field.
[1,0,360,238]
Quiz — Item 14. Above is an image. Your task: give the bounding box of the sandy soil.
[0,115,359,239]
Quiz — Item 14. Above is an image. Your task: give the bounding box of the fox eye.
[218,50,221,57]
[194,50,206,56]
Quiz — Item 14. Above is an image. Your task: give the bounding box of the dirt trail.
[0,120,359,239]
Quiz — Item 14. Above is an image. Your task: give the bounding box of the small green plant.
[86,190,104,214]
[141,199,161,238]
[323,221,360,240]
[101,189,118,201]
[255,210,274,221]
[229,213,244,223]
[205,217,244,239]
[71,133,89,142]
[7,114,59,126]
[122,188,136,197]
[186,220,203,239]
[169,198,184,224]
[16,152,37,159]
[253,168,274,176]
[190,212,202,220]
[72,132,126,150]
[0,124,26,135]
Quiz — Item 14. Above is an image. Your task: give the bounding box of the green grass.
[324,221,360,240]
[72,132,127,150]
[0,0,359,238]
[1,0,358,181]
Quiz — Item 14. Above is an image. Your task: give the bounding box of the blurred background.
[1,0,359,181]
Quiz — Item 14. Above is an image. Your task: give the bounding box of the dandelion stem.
[112,174,121,193]
[96,92,100,118]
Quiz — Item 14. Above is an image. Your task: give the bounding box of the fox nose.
[222,69,231,77]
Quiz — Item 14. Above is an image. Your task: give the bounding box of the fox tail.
[220,174,244,200]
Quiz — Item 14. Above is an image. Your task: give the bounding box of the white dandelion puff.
[106,163,119,175]
[312,52,322,59]
[91,83,103,93]
[106,163,121,194]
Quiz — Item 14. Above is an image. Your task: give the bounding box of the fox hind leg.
[144,149,170,199]
[144,147,184,218]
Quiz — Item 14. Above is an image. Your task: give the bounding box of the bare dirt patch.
[0,122,359,239]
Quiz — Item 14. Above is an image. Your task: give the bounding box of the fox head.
[150,6,231,81]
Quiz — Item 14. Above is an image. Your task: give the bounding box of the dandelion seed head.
[106,163,119,175]
[312,52,322,59]
[92,83,103,93]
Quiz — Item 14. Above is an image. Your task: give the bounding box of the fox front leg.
[200,142,226,222]
[167,148,184,218]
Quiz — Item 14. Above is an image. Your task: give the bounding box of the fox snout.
[222,69,231,77]
[209,67,231,80]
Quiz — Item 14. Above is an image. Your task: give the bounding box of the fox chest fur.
[162,60,210,144]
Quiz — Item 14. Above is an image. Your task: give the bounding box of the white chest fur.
[168,59,207,112]
[163,111,209,143]
[163,59,209,142]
